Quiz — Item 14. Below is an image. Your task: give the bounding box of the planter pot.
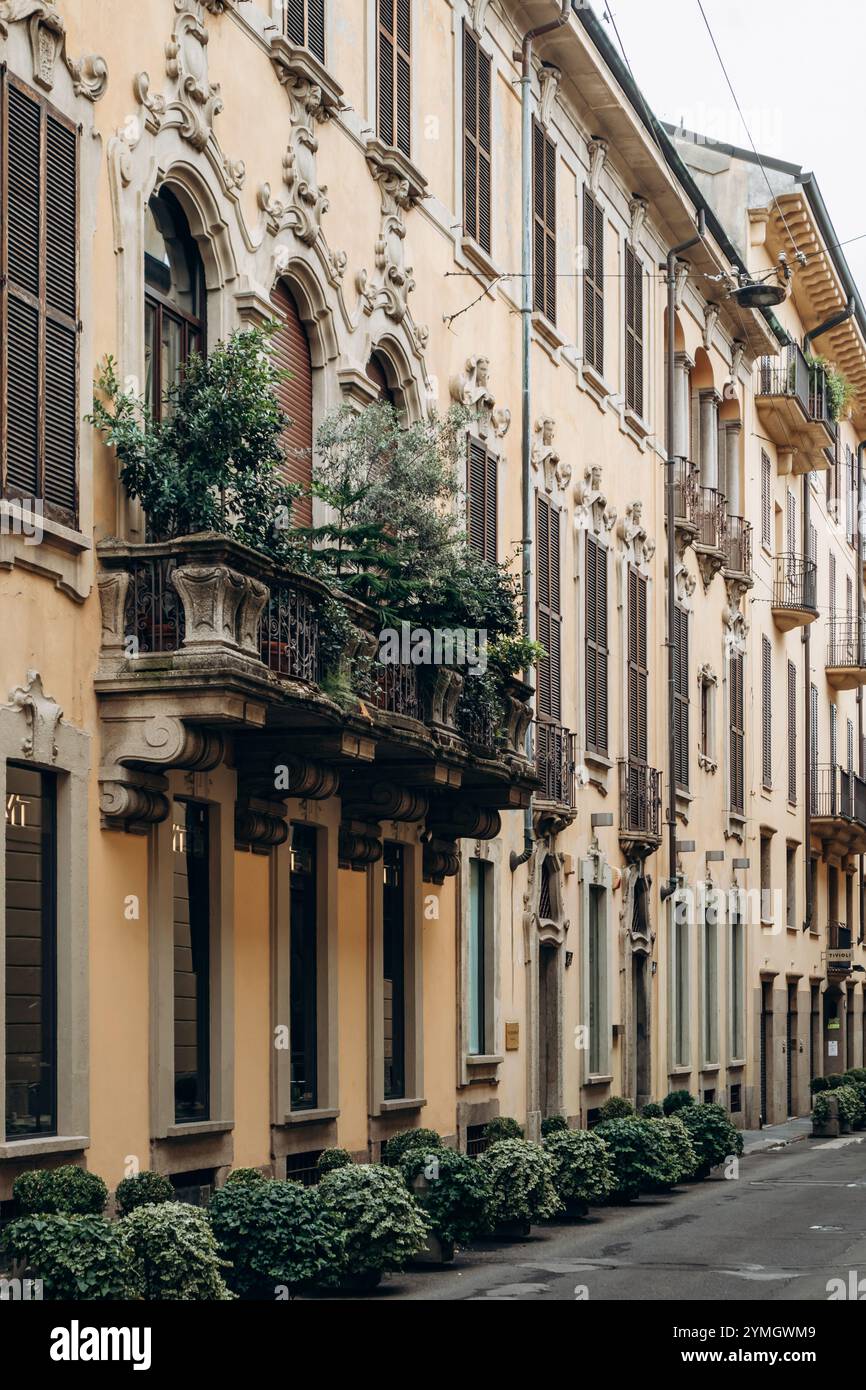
[562,1199,590,1220]
[811,1119,839,1138]
[409,1233,455,1266]
[839,1118,852,1134]
[493,1220,531,1240]
[338,1269,383,1294]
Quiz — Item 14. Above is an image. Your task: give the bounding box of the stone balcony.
[754,344,835,473]
[96,533,537,876]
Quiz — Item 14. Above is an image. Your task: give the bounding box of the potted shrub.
[382,1128,444,1167]
[597,1095,634,1123]
[811,1090,839,1138]
[209,1177,339,1298]
[834,1084,862,1133]
[317,1149,354,1177]
[662,1090,695,1116]
[680,1103,744,1179]
[482,1116,524,1145]
[120,1202,233,1300]
[645,1116,699,1186]
[1,1214,136,1301]
[317,1164,430,1291]
[13,1166,108,1217]
[477,1140,561,1236]
[114,1171,174,1217]
[543,1128,614,1216]
[399,1147,494,1262]
[594,1118,668,1202]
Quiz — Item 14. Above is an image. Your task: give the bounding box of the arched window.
[366,351,396,406]
[144,189,205,420]
[271,281,313,528]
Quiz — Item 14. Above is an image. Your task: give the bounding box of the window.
[810,683,818,806]
[786,488,796,554]
[761,452,772,548]
[674,606,689,791]
[532,120,556,324]
[588,884,605,1075]
[173,801,211,1123]
[699,670,716,766]
[382,843,406,1099]
[672,895,690,1067]
[830,702,837,769]
[536,495,562,720]
[761,636,772,789]
[729,650,744,815]
[462,25,491,253]
[366,351,396,406]
[377,0,411,157]
[585,535,608,755]
[145,189,205,422]
[467,436,497,562]
[271,282,313,528]
[702,899,718,1065]
[283,0,325,63]
[829,551,836,620]
[289,824,318,1110]
[786,845,796,930]
[467,859,490,1056]
[624,244,644,418]
[730,896,745,1059]
[627,567,649,766]
[848,717,855,774]
[1,75,79,523]
[760,833,773,925]
[582,188,604,373]
[787,659,797,804]
[5,767,56,1139]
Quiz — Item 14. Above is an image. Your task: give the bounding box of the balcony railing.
[827,618,866,672]
[672,457,699,528]
[772,552,817,614]
[125,554,185,653]
[536,722,576,808]
[619,758,662,842]
[693,486,727,551]
[809,365,834,428]
[810,763,866,823]
[723,515,752,578]
[372,661,421,720]
[260,576,321,682]
[756,341,811,416]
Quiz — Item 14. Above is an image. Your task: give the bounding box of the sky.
[588,0,866,301]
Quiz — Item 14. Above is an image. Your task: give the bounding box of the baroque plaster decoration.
[674,259,690,309]
[7,670,62,764]
[531,416,570,493]
[730,339,747,387]
[0,0,108,100]
[264,35,344,245]
[469,0,492,36]
[703,301,721,352]
[628,195,648,249]
[573,465,617,537]
[449,355,511,440]
[538,65,561,130]
[618,500,655,568]
[587,137,608,194]
[675,560,697,607]
[361,141,428,324]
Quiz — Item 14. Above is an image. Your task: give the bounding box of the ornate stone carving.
[531,416,570,493]
[0,1,108,100]
[338,818,383,871]
[675,560,697,606]
[342,781,428,825]
[171,564,268,659]
[538,65,561,130]
[587,137,608,195]
[422,839,461,885]
[628,195,648,249]
[703,301,720,352]
[573,465,617,537]
[674,259,690,309]
[619,500,655,568]
[449,355,510,441]
[264,42,343,246]
[419,668,464,733]
[100,779,170,829]
[133,1,241,157]
[235,800,290,851]
[7,670,62,764]
[729,339,746,389]
[364,140,427,324]
[98,571,131,655]
[469,0,491,36]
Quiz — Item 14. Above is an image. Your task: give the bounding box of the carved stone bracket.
[99,714,223,831]
[423,802,501,884]
[587,137,608,194]
[362,139,428,324]
[628,195,648,249]
[531,416,570,494]
[0,1,108,101]
[7,670,63,764]
[573,465,617,537]
[538,65,561,129]
[338,818,383,871]
[263,38,343,246]
[695,544,725,589]
[449,354,511,442]
[235,798,290,852]
[618,500,655,569]
[703,301,720,352]
[339,778,428,871]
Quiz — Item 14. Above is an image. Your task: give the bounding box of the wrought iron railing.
[536,722,576,807]
[372,662,421,719]
[828,921,853,952]
[457,698,500,751]
[810,763,866,824]
[724,515,752,577]
[694,486,727,551]
[756,341,811,416]
[827,617,866,671]
[259,578,321,682]
[672,457,699,527]
[124,555,185,653]
[809,365,834,427]
[619,758,662,840]
[772,552,817,613]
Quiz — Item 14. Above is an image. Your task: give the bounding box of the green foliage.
[478,1140,562,1226]
[224,1167,269,1188]
[646,1116,700,1185]
[540,1114,569,1138]
[317,1164,431,1280]
[641,1102,664,1119]
[680,1103,743,1176]
[834,1084,864,1127]
[13,1166,107,1217]
[399,1147,494,1247]
[810,1075,831,1093]
[382,1128,445,1166]
[597,1095,635,1123]
[120,1202,233,1301]
[88,327,301,561]
[812,1091,833,1126]
[594,1118,668,1202]
[482,1116,524,1144]
[806,353,855,420]
[543,1128,614,1208]
[1,1215,136,1300]
[824,1073,849,1090]
[317,1148,354,1176]
[662,1090,695,1116]
[209,1178,340,1298]
[114,1171,174,1217]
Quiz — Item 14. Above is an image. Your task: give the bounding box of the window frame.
[582,186,604,375]
[376,0,412,157]
[466,434,497,563]
[281,0,326,64]
[536,493,562,723]
[144,189,206,424]
[623,242,644,419]
[532,118,556,325]
[462,22,492,255]
[584,533,609,756]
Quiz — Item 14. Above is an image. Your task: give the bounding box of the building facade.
[0,0,864,1201]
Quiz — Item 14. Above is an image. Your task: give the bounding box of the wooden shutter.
[271,282,313,528]
[532,121,556,324]
[536,494,561,721]
[585,535,608,754]
[2,75,79,522]
[624,244,644,418]
[830,702,837,769]
[463,25,491,253]
[378,0,411,156]
[785,488,796,554]
[761,635,772,789]
[829,551,836,619]
[674,605,689,791]
[761,452,772,547]
[730,651,744,814]
[787,659,797,804]
[467,435,497,562]
[583,188,604,373]
[627,567,648,764]
[810,683,818,797]
[285,0,325,63]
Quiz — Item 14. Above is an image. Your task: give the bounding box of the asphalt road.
[374,1134,866,1301]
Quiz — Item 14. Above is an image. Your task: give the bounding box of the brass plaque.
[505,1021,520,1051]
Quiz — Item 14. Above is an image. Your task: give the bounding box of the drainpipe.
[804,298,856,350]
[859,441,866,942]
[804,471,813,933]
[513,0,571,864]
[660,211,706,902]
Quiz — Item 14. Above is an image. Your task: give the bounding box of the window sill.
[668,1066,693,1078]
[0,1135,88,1161]
[460,235,499,282]
[623,407,652,442]
[282,1107,340,1127]
[379,1097,427,1114]
[579,363,613,411]
[584,748,613,771]
[0,510,92,602]
[165,1120,234,1139]
[531,311,566,355]
[583,1074,614,1087]
[699,1063,721,1074]
[467,1054,504,1068]
[363,137,428,205]
[728,1059,745,1070]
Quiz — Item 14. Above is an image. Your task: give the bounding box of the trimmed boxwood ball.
[645,1116,699,1186]
[812,1091,833,1127]
[478,1140,561,1227]
[594,1118,667,1202]
[224,1167,268,1188]
[834,1084,864,1127]
[317,1164,431,1283]
[597,1095,634,1123]
[543,1128,614,1211]
[810,1076,831,1093]
[680,1103,743,1178]
[382,1128,444,1166]
[1,1215,136,1300]
[540,1114,569,1137]
[13,1166,108,1216]
[399,1147,494,1247]
[120,1202,233,1301]
[662,1090,695,1116]
[114,1171,175,1217]
[482,1116,524,1144]
[209,1177,340,1298]
[641,1102,664,1119]
[317,1148,354,1176]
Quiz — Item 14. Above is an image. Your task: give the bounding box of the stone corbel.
[573,465,617,537]
[422,802,501,885]
[364,139,428,325]
[99,714,223,830]
[239,749,339,803]
[235,798,290,852]
[469,0,491,35]
[587,136,608,195]
[449,354,510,442]
[703,302,721,352]
[7,670,62,764]
[531,416,570,494]
[674,259,690,310]
[338,818,383,871]
[618,500,654,568]
[628,195,648,249]
[538,65,561,130]
[0,1,108,100]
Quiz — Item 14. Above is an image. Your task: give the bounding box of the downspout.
[512,0,571,869]
[660,212,706,901]
[804,298,856,351]
[859,442,866,942]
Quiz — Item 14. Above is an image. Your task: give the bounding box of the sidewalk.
[740,1116,813,1154]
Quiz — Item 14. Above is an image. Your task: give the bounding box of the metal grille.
[373,662,421,719]
[671,457,698,526]
[260,579,320,682]
[124,555,184,653]
[827,618,866,671]
[536,723,576,807]
[773,552,817,613]
[694,485,727,550]
[724,515,752,577]
[285,1150,323,1187]
[618,758,662,839]
[756,341,811,415]
[170,1168,215,1207]
[466,1124,489,1158]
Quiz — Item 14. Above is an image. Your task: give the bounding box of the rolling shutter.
[583,188,604,374]
[378,0,411,156]
[627,567,648,764]
[624,244,644,417]
[271,282,313,528]
[462,26,491,252]
[532,121,556,324]
[761,635,772,788]
[730,651,745,814]
[2,75,79,522]
[467,435,497,563]
[585,534,608,754]
[674,605,689,791]
[536,494,561,721]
